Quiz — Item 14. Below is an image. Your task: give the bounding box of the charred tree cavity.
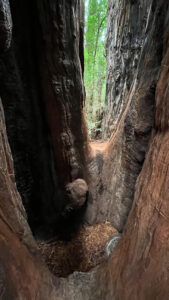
[87,0,165,233]
[0,0,89,239]
[1,0,169,298]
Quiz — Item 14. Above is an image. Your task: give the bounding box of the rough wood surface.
[103,0,154,139]
[0,0,89,236]
[87,0,165,232]
[0,0,169,299]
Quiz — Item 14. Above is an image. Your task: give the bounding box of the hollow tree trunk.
[0,0,89,234]
[1,0,169,299]
[103,0,153,139]
[87,0,164,232]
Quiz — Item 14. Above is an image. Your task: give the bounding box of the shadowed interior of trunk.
[0,0,169,299]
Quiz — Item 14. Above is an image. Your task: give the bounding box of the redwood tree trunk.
[0,0,169,299]
[0,0,89,235]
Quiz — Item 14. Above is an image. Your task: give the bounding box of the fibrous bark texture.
[103,0,155,139]
[0,0,89,236]
[87,0,164,232]
[1,0,169,299]
[0,99,60,299]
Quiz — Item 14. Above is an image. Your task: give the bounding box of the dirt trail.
[90,140,108,154]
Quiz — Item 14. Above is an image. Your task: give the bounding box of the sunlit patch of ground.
[90,140,107,155]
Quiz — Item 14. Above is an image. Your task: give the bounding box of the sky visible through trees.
[84,0,107,137]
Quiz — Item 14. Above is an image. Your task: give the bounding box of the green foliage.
[84,0,107,134]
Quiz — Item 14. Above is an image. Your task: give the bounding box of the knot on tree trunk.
[65,178,88,210]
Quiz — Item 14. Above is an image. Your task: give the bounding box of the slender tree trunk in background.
[93,15,106,64]
[98,81,103,105]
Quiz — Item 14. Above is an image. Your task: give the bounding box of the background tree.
[84,0,107,137]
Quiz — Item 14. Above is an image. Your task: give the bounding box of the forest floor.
[38,141,112,278]
[90,140,107,154]
[38,222,116,277]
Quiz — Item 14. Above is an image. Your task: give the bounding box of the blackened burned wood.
[0,0,89,235]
